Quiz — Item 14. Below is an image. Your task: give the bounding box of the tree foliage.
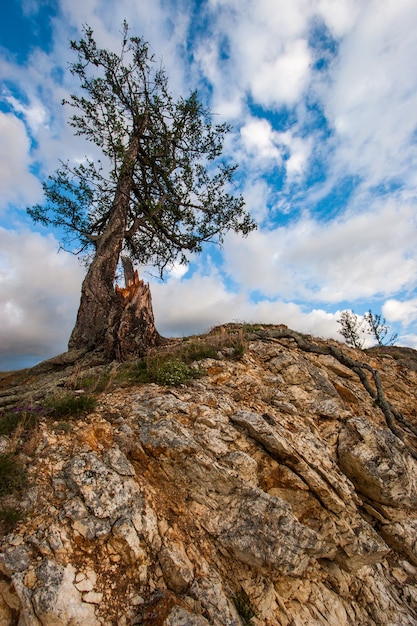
[337,310,365,349]
[28,22,255,275]
[363,310,398,346]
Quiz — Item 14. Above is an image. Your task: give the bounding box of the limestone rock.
[66,450,141,519]
[159,543,194,593]
[2,326,417,625]
[164,606,210,625]
[338,416,417,507]
[30,560,99,626]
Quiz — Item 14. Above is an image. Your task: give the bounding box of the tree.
[363,310,398,346]
[337,309,398,349]
[28,23,256,361]
[337,310,365,349]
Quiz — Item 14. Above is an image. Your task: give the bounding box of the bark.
[68,122,160,360]
[113,260,161,360]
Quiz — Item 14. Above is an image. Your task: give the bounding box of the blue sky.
[1,0,417,370]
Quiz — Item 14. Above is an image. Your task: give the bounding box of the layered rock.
[1,327,417,624]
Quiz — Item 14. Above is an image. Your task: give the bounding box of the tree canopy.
[29,22,255,276]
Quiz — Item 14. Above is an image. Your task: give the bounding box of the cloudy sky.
[1,0,417,370]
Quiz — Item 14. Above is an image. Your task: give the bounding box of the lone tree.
[28,23,255,361]
[337,310,364,349]
[363,310,398,346]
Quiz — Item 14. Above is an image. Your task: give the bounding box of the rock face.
[1,326,417,625]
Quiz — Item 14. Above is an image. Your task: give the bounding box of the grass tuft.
[0,405,46,437]
[0,453,27,496]
[46,394,97,419]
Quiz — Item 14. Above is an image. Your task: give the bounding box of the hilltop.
[1,324,417,625]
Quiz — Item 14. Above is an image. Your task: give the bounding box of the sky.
[1,0,417,370]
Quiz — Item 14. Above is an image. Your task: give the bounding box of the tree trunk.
[112,258,161,360]
[68,124,160,360]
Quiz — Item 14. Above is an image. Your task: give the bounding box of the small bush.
[179,339,219,363]
[122,360,151,384]
[46,394,97,419]
[151,359,198,386]
[0,405,46,437]
[74,370,115,393]
[0,411,21,436]
[182,329,247,361]
[112,327,248,390]
[0,453,26,496]
[122,354,201,387]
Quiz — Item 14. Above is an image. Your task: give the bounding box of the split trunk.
[68,127,161,360]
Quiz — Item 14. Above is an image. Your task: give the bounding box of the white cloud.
[383,298,417,327]
[240,118,281,162]
[251,38,311,107]
[150,265,341,340]
[197,0,315,111]
[397,333,417,350]
[316,0,360,38]
[321,0,417,191]
[5,95,49,134]
[198,0,362,115]
[0,229,84,367]
[0,112,42,209]
[239,119,311,182]
[238,178,271,223]
[223,200,417,303]
[277,130,312,180]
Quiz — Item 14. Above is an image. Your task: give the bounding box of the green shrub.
[180,330,247,362]
[151,359,197,386]
[0,411,21,436]
[46,394,97,419]
[0,453,26,496]
[121,360,151,384]
[0,405,46,436]
[124,355,200,387]
[74,370,114,393]
[179,339,219,362]
[112,327,248,390]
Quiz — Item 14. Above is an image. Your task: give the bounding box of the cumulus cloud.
[150,266,341,340]
[0,229,84,369]
[5,95,49,134]
[239,118,311,175]
[240,118,282,162]
[251,38,311,107]
[223,200,417,303]
[197,0,316,111]
[321,0,417,191]
[383,298,417,327]
[0,112,42,209]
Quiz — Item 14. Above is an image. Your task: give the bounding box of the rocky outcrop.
[1,326,417,624]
